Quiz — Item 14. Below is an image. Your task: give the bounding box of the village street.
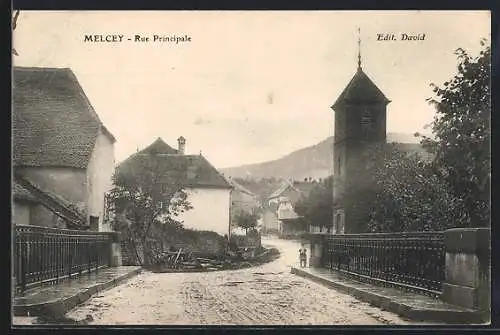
[65,237,420,325]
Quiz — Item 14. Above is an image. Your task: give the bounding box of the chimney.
[177,136,186,155]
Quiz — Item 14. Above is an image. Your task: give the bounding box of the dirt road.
[65,237,418,325]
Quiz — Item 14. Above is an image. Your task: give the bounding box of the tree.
[344,41,490,232]
[419,40,491,227]
[362,143,466,232]
[234,210,259,235]
[109,157,192,266]
[295,176,333,231]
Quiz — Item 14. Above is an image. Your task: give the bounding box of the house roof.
[226,178,255,196]
[118,138,232,189]
[393,142,434,161]
[13,66,116,169]
[278,207,300,221]
[13,180,38,203]
[332,68,390,109]
[13,174,87,228]
[268,180,300,200]
[292,181,317,199]
[141,137,178,155]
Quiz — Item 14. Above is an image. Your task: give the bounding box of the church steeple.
[330,31,391,234]
[331,30,390,110]
[357,27,362,70]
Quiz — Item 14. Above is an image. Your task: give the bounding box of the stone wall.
[12,202,31,226]
[13,201,68,229]
[230,234,261,248]
[169,230,227,257]
[441,228,490,313]
[86,128,115,231]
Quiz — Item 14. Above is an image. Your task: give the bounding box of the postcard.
[11,10,491,326]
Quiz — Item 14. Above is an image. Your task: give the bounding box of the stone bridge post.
[441,228,490,315]
[107,232,123,267]
[308,234,326,268]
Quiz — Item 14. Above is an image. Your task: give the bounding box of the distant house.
[12,67,116,231]
[263,179,316,235]
[267,180,302,206]
[392,142,435,162]
[225,177,260,235]
[277,198,303,236]
[117,137,233,236]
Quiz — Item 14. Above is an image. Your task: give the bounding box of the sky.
[12,11,491,168]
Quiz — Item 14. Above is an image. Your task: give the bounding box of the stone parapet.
[441,228,490,315]
[308,234,326,268]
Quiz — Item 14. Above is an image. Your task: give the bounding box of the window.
[360,109,372,137]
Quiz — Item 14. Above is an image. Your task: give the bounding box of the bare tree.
[110,156,192,266]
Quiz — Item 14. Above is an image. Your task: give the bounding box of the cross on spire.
[357,27,362,70]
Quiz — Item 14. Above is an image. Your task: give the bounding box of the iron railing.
[324,232,445,297]
[309,225,331,234]
[14,225,115,293]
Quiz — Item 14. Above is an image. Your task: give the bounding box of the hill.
[220,132,425,180]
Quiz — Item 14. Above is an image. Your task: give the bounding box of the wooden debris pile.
[150,245,278,272]
[151,248,230,271]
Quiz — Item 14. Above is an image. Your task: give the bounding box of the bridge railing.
[13,225,116,293]
[324,232,445,297]
[309,225,331,234]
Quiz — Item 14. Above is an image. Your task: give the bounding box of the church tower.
[331,30,390,234]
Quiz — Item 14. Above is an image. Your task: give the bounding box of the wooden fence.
[13,225,115,293]
[324,232,445,297]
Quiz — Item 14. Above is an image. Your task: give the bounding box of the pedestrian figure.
[299,245,307,268]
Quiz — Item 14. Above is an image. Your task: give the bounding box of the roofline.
[14,163,87,170]
[197,155,233,189]
[13,182,40,203]
[13,66,72,72]
[101,125,117,143]
[65,68,117,144]
[279,217,302,221]
[235,189,256,196]
[14,66,117,155]
[332,99,391,111]
[117,153,233,189]
[13,196,39,204]
[225,177,256,196]
[268,180,301,200]
[13,174,87,226]
[331,68,391,110]
[184,184,233,190]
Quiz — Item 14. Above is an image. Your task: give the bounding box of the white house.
[12,67,116,231]
[118,137,233,237]
[225,177,260,235]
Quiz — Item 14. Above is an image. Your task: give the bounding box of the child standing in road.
[299,246,307,268]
